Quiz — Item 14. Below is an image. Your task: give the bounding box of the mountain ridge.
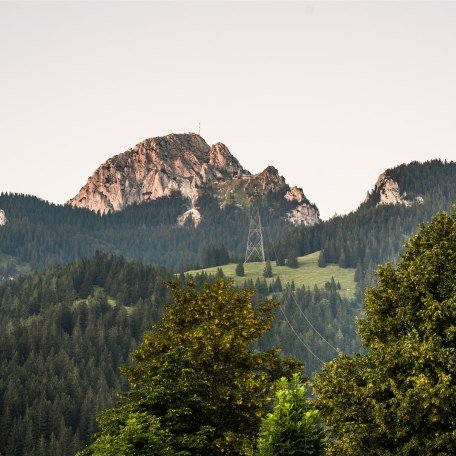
[67,133,320,227]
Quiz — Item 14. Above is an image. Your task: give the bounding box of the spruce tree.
[317,249,327,268]
[235,262,245,277]
[263,261,273,278]
[287,251,299,269]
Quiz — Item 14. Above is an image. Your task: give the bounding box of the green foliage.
[287,250,299,269]
[0,252,359,454]
[317,249,327,268]
[236,262,245,277]
[81,280,303,455]
[0,252,170,455]
[263,261,273,278]
[256,374,324,456]
[79,408,174,456]
[314,209,456,455]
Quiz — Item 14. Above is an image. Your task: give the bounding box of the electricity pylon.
[244,203,265,263]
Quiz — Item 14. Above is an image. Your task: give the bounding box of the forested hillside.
[0,191,296,273]
[275,160,456,295]
[0,253,170,455]
[0,251,359,454]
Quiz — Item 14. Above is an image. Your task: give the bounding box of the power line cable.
[264,222,339,354]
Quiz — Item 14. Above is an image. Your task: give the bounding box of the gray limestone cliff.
[364,172,424,207]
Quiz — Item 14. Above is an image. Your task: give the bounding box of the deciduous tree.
[80,280,302,455]
[314,209,456,455]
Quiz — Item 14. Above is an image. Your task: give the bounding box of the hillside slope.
[275,159,456,295]
[186,251,356,298]
[0,252,360,454]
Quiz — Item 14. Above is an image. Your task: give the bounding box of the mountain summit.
[68,133,247,214]
[68,133,319,226]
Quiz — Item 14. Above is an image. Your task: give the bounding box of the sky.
[1,1,455,220]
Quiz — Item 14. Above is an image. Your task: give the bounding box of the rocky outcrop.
[365,172,424,207]
[68,133,247,214]
[0,210,6,226]
[286,204,320,226]
[285,186,305,203]
[177,207,202,228]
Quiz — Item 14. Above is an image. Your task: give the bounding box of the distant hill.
[276,159,456,296]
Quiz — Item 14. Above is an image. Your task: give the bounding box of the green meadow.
[186,251,356,298]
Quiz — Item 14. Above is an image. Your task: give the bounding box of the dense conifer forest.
[0,191,295,272]
[0,159,455,454]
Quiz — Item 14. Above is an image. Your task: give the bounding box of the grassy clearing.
[186,251,356,298]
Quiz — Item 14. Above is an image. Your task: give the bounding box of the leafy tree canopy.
[80,280,303,456]
[256,373,324,456]
[314,209,456,455]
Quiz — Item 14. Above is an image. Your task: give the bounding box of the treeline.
[275,160,456,295]
[0,191,295,272]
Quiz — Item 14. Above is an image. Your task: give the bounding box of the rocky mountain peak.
[67,132,320,228]
[68,133,248,214]
[255,166,286,191]
[208,143,246,178]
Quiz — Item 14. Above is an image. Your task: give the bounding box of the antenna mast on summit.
[244,199,266,263]
[198,122,201,135]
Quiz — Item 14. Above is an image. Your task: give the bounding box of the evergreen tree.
[287,251,299,269]
[235,262,245,277]
[314,209,456,455]
[317,249,327,268]
[275,251,286,267]
[263,261,273,278]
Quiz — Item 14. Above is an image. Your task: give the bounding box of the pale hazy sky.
[1,1,455,219]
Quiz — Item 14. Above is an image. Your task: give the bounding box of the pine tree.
[263,261,273,278]
[235,262,245,277]
[317,249,327,268]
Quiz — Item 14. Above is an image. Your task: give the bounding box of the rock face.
[365,172,424,207]
[177,207,202,228]
[286,203,320,226]
[68,133,319,227]
[69,133,247,214]
[0,210,6,226]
